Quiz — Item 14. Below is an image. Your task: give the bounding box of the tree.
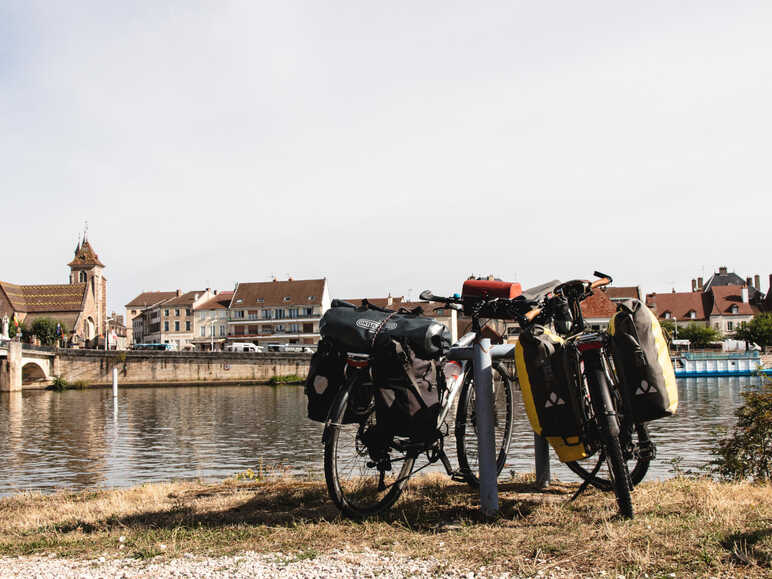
[676,323,722,348]
[734,313,772,352]
[660,319,675,342]
[712,384,772,481]
[29,318,67,346]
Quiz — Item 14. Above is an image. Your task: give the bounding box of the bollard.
[473,337,498,518]
[112,367,118,397]
[534,433,551,488]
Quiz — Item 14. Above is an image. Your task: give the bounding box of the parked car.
[225,342,264,353]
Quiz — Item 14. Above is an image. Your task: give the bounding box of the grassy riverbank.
[1,475,770,577]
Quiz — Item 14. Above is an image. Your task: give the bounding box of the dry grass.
[1,474,770,577]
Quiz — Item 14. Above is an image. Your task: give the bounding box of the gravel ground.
[0,550,494,579]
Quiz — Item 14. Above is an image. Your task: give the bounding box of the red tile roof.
[67,240,105,268]
[580,289,617,319]
[339,297,405,310]
[164,291,207,307]
[195,292,234,311]
[645,291,709,321]
[231,279,326,308]
[0,281,87,313]
[125,291,178,308]
[708,286,756,316]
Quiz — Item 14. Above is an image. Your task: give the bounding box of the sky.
[1,1,770,313]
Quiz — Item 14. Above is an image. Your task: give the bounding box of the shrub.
[268,374,304,386]
[712,383,772,481]
[50,376,69,391]
[29,318,67,346]
[677,324,722,347]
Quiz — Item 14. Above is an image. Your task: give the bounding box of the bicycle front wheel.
[586,367,633,519]
[324,387,415,518]
[455,362,514,488]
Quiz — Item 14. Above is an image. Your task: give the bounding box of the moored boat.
[671,351,771,378]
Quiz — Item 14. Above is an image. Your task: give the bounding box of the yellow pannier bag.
[609,299,678,422]
[515,325,589,462]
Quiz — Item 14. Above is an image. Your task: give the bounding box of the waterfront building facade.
[125,291,178,345]
[191,291,233,351]
[227,278,330,345]
[140,289,215,350]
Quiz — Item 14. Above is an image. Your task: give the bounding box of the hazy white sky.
[1,1,770,312]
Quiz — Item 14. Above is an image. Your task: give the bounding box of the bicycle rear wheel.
[455,362,514,488]
[324,385,415,518]
[586,367,633,519]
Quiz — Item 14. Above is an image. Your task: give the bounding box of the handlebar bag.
[304,337,349,422]
[609,299,678,422]
[320,306,450,359]
[371,339,441,444]
[515,325,589,462]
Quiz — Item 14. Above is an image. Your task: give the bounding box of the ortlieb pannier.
[319,305,450,359]
[515,325,589,462]
[371,339,441,443]
[610,299,678,422]
[305,337,347,422]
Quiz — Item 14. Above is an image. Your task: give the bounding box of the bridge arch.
[21,360,49,385]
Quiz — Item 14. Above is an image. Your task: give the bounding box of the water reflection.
[0,377,762,495]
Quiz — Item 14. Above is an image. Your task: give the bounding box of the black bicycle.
[322,294,516,518]
[510,273,653,518]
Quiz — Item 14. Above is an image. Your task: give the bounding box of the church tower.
[68,232,107,340]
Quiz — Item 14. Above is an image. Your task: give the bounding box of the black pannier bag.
[371,339,441,443]
[304,337,347,422]
[609,299,678,423]
[514,325,589,462]
[319,305,450,359]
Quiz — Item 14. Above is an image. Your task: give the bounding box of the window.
[289,308,299,318]
[256,298,264,303]
[200,327,206,337]
[175,308,180,316]
[174,321,180,331]
[164,321,169,331]
[307,296,316,301]
[232,310,244,319]
[186,308,191,316]
[304,307,314,316]
[79,271,87,282]
[218,310,226,318]
[235,298,243,304]
[186,321,191,331]
[262,310,273,320]
[688,310,696,319]
[164,309,170,316]
[714,322,720,329]
[728,321,734,331]
[283,296,291,302]
[730,305,738,314]
[275,309,285,319]
[219,325,226,337]
[131,309,137,315]
[663,312,671,319]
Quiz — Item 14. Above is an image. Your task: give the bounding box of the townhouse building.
[228,278,330,345]
[125,291,178,345]
[130,289,214,349]
[191,291,233,351]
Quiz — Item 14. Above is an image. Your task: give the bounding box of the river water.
[0,377,763,496]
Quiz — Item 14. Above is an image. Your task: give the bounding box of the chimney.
[288,277,293,282]
[754,274,760,290]
[387,293,393,306]
[691,279,696,292]
[214,289,218,295]
[719,266,728,275]
[176,289,182,297]
[272,277,277,282]
[741,287,748,303]
[697,277,704,290]
[746,277,753,289]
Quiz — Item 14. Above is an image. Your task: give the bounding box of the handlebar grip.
[524,307,542,322]
[590,277,611,289]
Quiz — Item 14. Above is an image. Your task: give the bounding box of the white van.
[225,342,264,353]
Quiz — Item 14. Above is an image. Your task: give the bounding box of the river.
[0,376,763,496]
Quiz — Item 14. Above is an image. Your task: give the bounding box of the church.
[0,236,107,347]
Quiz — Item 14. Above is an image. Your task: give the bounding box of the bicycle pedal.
[450,471,469,483]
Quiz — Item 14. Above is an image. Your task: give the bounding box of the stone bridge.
[1,340,312,390]
[0,340,56,391]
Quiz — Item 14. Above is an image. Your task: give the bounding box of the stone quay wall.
[53,350,312,387]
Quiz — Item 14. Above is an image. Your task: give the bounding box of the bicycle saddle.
[520,279,562,302]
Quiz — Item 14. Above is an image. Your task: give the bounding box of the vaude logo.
[356,319,399,332]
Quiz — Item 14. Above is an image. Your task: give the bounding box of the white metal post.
[472,336,498,518]
[112,367,118,397]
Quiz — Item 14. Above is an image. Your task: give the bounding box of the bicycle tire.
[565,422,651,491]
[455,362,514,489]
[586,367,634,519]
[324,385,415,518]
